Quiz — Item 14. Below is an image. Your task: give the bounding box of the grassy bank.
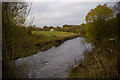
[68,38,119,78]
[14,31,80,60]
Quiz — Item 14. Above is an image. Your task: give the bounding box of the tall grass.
[68,39,119,78]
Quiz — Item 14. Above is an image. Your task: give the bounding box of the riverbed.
[15,37,92,78]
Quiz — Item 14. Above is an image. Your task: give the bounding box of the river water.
[15,37,92,78]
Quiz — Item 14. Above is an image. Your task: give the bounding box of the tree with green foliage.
[85,5,113,44]
[2,2,31,78]
[79,23,86,35]
[43,26,50,31]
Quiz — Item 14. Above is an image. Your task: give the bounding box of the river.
[15,37,92,78]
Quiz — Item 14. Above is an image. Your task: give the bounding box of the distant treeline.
[27,24,85,35]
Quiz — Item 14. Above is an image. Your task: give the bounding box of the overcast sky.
[27,0,120,27]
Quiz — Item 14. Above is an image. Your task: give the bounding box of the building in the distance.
[50,29,54,31]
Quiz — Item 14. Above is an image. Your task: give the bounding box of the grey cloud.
[28,2,116,27]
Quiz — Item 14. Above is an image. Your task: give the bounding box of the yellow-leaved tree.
[85,4,113,44]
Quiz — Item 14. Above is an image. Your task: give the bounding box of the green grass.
[32,31,79,42]
[14,31,80,60]
[32,31,76,37]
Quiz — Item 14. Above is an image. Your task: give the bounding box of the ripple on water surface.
[15,37,93,78]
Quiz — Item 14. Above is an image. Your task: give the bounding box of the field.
[15,31,80,59]
[32,31,79,42]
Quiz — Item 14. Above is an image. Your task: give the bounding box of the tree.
[79,24,86,35]
[2,2,31,78]
[113,1,120,39]
[43,26,49,31]
[2,2,31,26]
[85,5,114,44]
[86,5,113,23]
[112,1,120,16]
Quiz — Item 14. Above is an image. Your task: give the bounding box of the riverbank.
[14,31,80,60]
[68,38,119,78]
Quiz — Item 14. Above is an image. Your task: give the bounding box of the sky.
[26,0,120,27]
